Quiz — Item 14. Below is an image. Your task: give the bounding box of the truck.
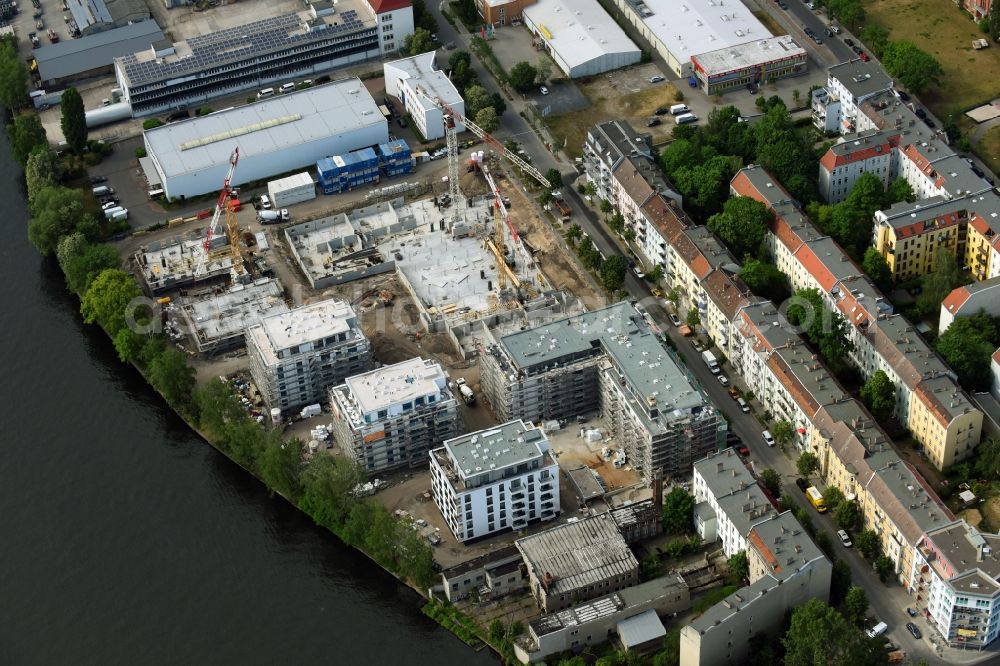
[257,209,289,224]
[806,486,828,513]
[701,350,720,374]
[454,377,475,405]
[553,198,571,220]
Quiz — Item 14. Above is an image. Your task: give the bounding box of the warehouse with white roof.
[142,78,388,200]
[522,0,641,78]
[612,0,784,78]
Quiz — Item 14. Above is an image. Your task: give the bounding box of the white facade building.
[329,357,460,473]
[430,420,560,542]
[143,79,388,199]
[523,0,641,78]
[810,59,893,135]
[692,449,777,557]
[384,50,464,141]
[366,0,415,55]
[246,299,373,411]
[910,521,1000,650]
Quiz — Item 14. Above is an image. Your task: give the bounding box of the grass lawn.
[545,83,679,158]
[865,0,1000,116]
[752,10,784,37]
[975,123,1000,175]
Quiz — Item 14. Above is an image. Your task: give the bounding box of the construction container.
[316,147,380,194]
[267,172,316,207]
[377,139,415,178]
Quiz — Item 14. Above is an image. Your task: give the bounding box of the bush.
[135,147,147,159]
[674,90,685,102]
[83,152,102,166]
[196,107,213,116]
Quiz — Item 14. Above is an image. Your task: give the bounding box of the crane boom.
[196,147,241,277]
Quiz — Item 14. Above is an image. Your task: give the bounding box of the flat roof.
[693,35,805,75]
[517,513,638,597]
[828,59,893,100]
[343,357,447,416]
[623,0,771,61]
[33,20,164,81]
[444,420,548,478]
[144,79,383,179]
[116,4,374,87]
[565,464,606,502]
[253,299,359,355]
[923,522,1000,597]
[523,0,640,71]
[618,608,665,649]
[383,51,463,112]
[747,511,825,581]
[181,278,289,348]
[694,449,776,538]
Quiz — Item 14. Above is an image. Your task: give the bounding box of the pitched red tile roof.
[793,245,839,292]
[703,269,752,321]
[941,286,970,314]
[819,137,897,172]
[368,0,411,12]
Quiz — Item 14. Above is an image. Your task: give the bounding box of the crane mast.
[195,147,242,279]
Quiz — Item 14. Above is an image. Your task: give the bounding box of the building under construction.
[176,278,289,354]
[480,301,727,483]
[135,232,236,294]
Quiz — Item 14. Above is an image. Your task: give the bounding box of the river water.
[0,134,491,665]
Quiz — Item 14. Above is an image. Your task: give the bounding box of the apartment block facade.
[246,299,373,411]
[692,449,777,557]
[329,357,460,473]
[480,302,726,483]
[430,419,559,542]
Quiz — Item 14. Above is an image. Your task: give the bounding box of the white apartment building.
[430,420,560,543]
[910,521,1000,649]
[329,357,460,473]
[811,59,893,135]
[369,0,415,55]
[246,299,372,411]
[383,50,464,141]
[817,129,898,203]
[692,449,777,557]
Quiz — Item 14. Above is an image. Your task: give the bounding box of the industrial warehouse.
[141,80,388,200]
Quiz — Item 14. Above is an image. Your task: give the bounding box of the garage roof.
[523,0,639,72]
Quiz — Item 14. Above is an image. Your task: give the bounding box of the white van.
[256,88,275,100]
[103,206,125,219]
[669,103,690,115]
[279,82,295,94]
[866,622,888,639]
[148,188,164,199]
[675,113,698,125]
[92,185,113,196]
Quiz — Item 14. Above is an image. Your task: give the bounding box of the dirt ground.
[546,417,642,492]
[546,77,681,159]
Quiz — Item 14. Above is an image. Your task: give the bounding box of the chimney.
[653,469,664,509]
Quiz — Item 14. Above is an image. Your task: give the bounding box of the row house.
[732,165,984,470]
[940,276,1000,333]
[818,129,899,203]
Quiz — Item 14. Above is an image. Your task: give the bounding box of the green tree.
[797,451,819,478]
[576,237,603,270]
[535,58,552,85]
[760,468,782,496]
[404,27,435,56]
[887,177,916,205]
[474,106,499,133]
[509,61,538,93]
[823,486,845,510]
[830,558,852,606]
[0,40,28,112]
[860,370,896,422]
[783,598,883,666]
[563,223,582,246]
[453,0,477,22]
[59,87,88,154]
[828,0,865,29]
[544,168,562,188]
[728,550,749,584]
[874,554,894,582]
[861,24,890,57]
[600,199,614,215]
[991,0,1000,42]
[707,196,772,259]
[463,83,493,118]
[641,553,661,582]
[787,288,854,374]
[861,248,893,292]
[973,437,1000,479]
[855,530,880,560]
[8,112,48,166]
[740,258,789,302]
[936,312,1000,391]
[773,420,794,446]
[28,186,87,256]
[80,269,141,335]
[113,328,142,364]
[412,0,438,32]
[653,629,681,666]
[882,41,944,94]
[194,378,246,438]
[490,91,506,118]
[298,455,366,530]
[917,248,966,316]
[667,287,681,311]
[57,234,120,294]
[844,587,869,626]
[448,51,475,91]
[836,500,862,531]
[259,438,305,499]
[686,307,700,328]
[661,487,695,534]
[600,255,627,294]
[148,348,196,408]
[25,148,60,203]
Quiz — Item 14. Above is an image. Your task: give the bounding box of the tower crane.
[195,147,243,279]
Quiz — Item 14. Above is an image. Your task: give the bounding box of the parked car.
[796,478,809,492]
[646,117,661,127]
[746,82,758,95]
[655,106,669,115]
[762,430,775,447]
[539,86,549,95]
[648,75,665,83]
[727,387,740,400]
[692,339,706,352]
[852,44,864,55]
[906,622,922,639]
[259,194,272,210]
[906,607,918,617]
[632,265,645,278]
[837,529,853,547]
[914,107,927,119]
[924,117,936,128]
[90,175,107,184]
[812,34,823,44]
[867,622,888,639]
[737,446,749,456]
[316,75,332,84]
[398,116,407,128]
[738,397,750,413]
[717,374,730,387]
[896,90,910,102]
[844,38,855,47]
[279,82,296,94]
[668,313,682,327]
[777,1,788,9]
[166,109,189,122]
[859,51,870,62]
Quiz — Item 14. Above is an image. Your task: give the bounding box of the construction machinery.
[195,147,244,280]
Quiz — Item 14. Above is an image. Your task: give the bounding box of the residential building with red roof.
[817,129,899,203]
[363,0,414,55]
[939,275,1000,333]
